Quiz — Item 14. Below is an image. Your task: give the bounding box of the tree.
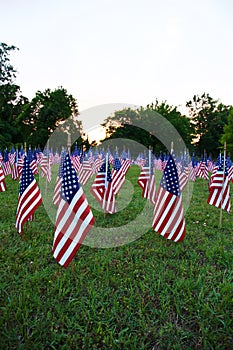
[0,42,28,150]
[102,100,193,156]
[221,107,233,156]
[0,42,18,84]
[186,93,231,158]
[16,87,80,149]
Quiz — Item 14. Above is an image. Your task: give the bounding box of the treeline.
[0,42,233,158]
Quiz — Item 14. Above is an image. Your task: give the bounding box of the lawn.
[0,165,232,349]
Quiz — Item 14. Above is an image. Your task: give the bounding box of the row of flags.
[0,146,232,268]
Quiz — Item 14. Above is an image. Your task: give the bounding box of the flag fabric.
[15,157,42,234]
[53,150,66,206]
[152,153,186,242]
[70,154,81,173]
[92,153,103,174]
[9,147,16,165]
[137,151,156,205]
[226,157,233,183]
[111,156,123,195]
[52,154,94,267]
[229,165,233,183]
[111,154,131,195]
[91,159,116,214]
[196,160,209,180]
[0,165,7,192]
[207,158,231,214]
[189,156,197,182]
[27,147,38,175]
[178,154,189,192]
[2,150,11,176]
[17,156,24,178]
[78,156,93,185]
[40,151,51,181]
[12,149,19,180]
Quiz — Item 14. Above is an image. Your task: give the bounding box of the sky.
[1,0,233,140]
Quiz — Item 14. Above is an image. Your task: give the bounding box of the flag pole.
[149,146,151,176]
[219,142,226,228]
[102,153,108,214]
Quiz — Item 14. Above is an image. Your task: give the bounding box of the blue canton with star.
[61,154,80,204]
[160,153,180,196]
[113,157,121,171]
[20,157,35,195]
[58,150,67,178]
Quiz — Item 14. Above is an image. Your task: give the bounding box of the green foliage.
[0,42,18,84]
[0,167,232,349]
[102,100,194,156]
[221,107,233,156]
[0,43,28,150]
[186,93,231,158]
[16,87,80,149]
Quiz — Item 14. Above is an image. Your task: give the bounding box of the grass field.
[0,166,232,349]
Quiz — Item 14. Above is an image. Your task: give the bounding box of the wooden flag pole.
[219,142,226,228]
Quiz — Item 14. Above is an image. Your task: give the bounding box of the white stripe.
[167,201,184,239]
[174,220,186,242]
[208,189,218,206]
[57,210,93,266]
[16,181,41,225]
[16,192,42,230]
[162,196,182,237]
[55,189,84,236]
[155,195,176,234]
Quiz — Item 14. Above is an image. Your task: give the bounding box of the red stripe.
[16,182,42,233]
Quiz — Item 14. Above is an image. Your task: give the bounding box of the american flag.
[207,158,231,214]
[111,152,131,195]
[196,160,209,180]
[92,152,103,174]
[111,156,124,195]
[178,153,189,192]
[0,165,7,192]
[226,157,233,183]
[137,151,156,205]
[53,150,66,206]
[40,151,52,181]
[52,154,94,267]
[17,156,24,178]
[0,151,3,164]
[229,165,233,183]
[91,158,116,214]
[78,155,93,185]
[152,153,186,242]
[27,147,38,175]
[9,147,16,165]
[135,153,146,168]
[15,157,42,234]
[70,154,81,173]
[189,156,197,182]
[12,149,19,180]
[2,150,11,176]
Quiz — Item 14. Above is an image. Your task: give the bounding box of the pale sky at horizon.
[1,0,233,118]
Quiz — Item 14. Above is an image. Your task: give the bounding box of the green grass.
[0,166,232,349]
